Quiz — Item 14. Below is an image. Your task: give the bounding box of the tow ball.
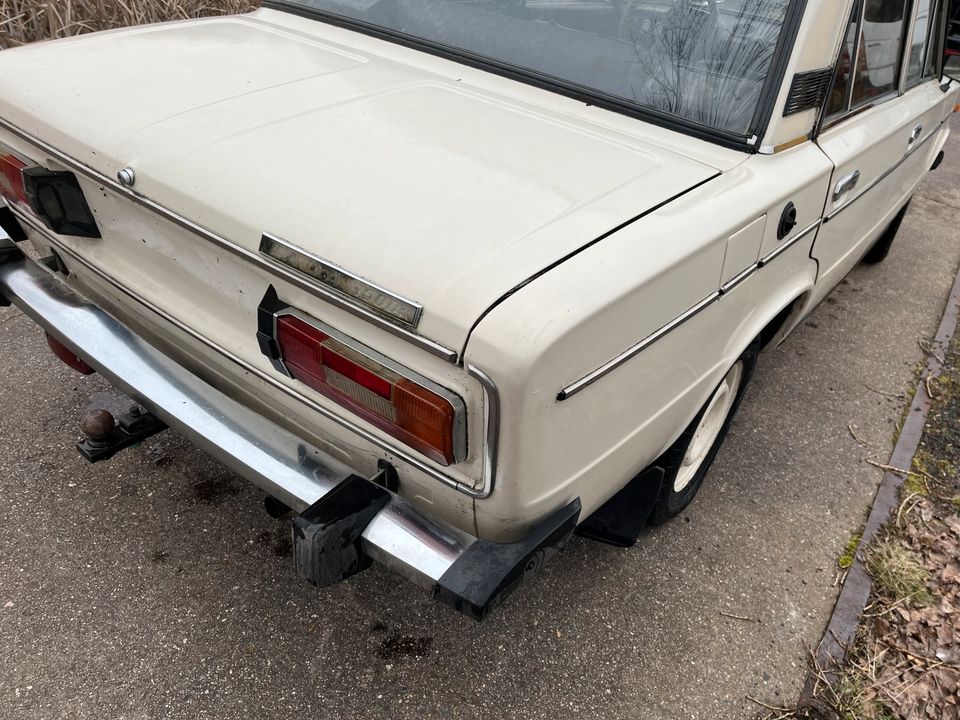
[77,405,167,463]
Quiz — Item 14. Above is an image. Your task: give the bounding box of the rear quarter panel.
[466,144,833,542]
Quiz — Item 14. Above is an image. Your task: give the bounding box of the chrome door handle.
[909,124,923,145]
[833,170,860,202]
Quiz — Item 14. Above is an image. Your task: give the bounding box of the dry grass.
[0,0,260,49]
[865,535,933,606]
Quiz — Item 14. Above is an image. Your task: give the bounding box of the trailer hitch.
[77,405,167,463]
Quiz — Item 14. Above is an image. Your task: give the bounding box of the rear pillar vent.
[783,68,834,117]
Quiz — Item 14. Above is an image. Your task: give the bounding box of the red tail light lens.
[276,315,461,466]
[45,333,95,375]
[0,154,29,210]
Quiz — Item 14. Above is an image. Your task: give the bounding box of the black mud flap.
[433,498,582,622]
[292,475,391,588]
[575,466,665,547]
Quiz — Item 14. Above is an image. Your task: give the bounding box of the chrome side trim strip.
[467,364,500,499]
[559,218,823,401]
[0,116,458,363]
[758,219,822,266]
[12,207,491,497]
[557,291,720,402]
[719,263,759,296]
[824,123,942,223]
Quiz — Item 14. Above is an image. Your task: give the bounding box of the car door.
[811,0,956,301]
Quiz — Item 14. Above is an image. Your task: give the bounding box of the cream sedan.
[0,0,958,619]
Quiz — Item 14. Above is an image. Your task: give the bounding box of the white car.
[0,0,957,619]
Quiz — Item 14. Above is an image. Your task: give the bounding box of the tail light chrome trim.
[0,116,459,363]
[466,364,499,500]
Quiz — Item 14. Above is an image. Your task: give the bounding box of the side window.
[855,0,910,102]
[906,0,938,86]
[826,0,911,122]
[827,2,863,117]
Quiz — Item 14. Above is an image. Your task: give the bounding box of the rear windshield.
[273,0,793,138]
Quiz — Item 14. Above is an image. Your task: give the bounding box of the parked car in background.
[0,0,957,620]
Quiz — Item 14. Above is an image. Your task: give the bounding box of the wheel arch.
[758,290,813,352]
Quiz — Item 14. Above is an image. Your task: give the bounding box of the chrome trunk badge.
[259,233,423,329]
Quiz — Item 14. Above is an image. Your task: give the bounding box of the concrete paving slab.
[1,118,959,720]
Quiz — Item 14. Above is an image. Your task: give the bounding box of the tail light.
[0,153,29,211]
[45,333,95,375]
[0,150,100,238]
[275,314,464,466]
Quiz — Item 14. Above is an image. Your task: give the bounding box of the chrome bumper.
[0,239,579,620]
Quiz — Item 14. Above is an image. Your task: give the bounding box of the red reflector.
[0,154,28,209]
[276,315,460,466]
[45,333,95,375]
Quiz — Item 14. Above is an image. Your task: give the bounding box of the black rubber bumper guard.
[293,472,581,622]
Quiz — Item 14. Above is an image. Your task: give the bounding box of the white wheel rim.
[673,361,743,494]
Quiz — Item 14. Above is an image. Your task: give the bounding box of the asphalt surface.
[2,119,960,720]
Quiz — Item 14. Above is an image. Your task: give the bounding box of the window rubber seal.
[262,0,798,153]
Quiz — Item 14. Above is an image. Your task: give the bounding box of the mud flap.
[433,498,582,622]
[291,475,391,588]
[575,466,665,547]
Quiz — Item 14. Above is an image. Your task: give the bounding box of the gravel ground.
[1,120,960,720]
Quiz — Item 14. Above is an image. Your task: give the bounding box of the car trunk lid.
[0,11,721,354]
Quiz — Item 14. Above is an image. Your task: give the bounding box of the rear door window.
[825,0,913,122]
[855,0,909,103]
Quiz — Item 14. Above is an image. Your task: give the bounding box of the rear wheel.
[862,200,910,265]
[649,342,758,525]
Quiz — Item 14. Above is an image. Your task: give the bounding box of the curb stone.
[797,259,960,713]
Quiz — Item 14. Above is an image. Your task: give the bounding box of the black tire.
[649,340,759,525]
[862,200,910,265]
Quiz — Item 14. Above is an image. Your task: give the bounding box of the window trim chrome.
[900,0,922,92]
[0,115,459,363]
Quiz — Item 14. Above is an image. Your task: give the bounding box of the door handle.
[909,124,923,145]
[833,170,860,202]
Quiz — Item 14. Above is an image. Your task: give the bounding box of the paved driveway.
[2,119,959,720]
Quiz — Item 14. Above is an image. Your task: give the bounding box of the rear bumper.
[0,235,579,620]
